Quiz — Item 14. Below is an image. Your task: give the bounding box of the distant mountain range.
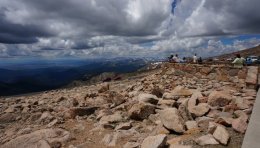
[211,45,260,59]
[0,58,152,96]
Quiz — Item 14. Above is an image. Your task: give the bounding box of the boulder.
[129,103,155,120]
[208,91,232,107]
[195,134,219,146]
[213,126,230,145]
[159,108,185,133]
[141,134,167,148]
[138,93,159,105]
[1,128,70,148]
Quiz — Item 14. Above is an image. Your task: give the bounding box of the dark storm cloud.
[16,0,169,37]
[0,8,54,44]
[172,0,260,37]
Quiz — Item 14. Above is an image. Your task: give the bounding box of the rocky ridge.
[0,63,257,148]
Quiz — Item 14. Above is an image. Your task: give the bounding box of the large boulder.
[159,108,185,133]
[141,134,167,148]
[129,103,155,120]
[1,128,70,148]
[208,91,232,107]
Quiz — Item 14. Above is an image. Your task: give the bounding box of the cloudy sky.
[0,0,260,59]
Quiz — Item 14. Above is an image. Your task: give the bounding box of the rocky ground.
[0,63,257,148]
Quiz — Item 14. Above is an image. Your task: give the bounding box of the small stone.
[141,134,167,148]
[213,126,230,145]
[195,134,219,146]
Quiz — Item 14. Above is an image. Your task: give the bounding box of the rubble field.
[0,63,258,148]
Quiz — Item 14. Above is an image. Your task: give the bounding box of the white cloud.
[0,0,260,58]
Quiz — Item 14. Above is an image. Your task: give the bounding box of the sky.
[0,0,260,59]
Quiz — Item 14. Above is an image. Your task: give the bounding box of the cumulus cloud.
[0,0,259,58]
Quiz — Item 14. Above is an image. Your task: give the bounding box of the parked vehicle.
[246,56,259,65]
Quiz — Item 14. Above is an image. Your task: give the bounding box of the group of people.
[168,53,203,64]
[168,53,246,68]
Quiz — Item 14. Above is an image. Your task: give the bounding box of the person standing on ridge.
[193,53,198,63]
[173,54,180,63]
[232,54,245,68]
